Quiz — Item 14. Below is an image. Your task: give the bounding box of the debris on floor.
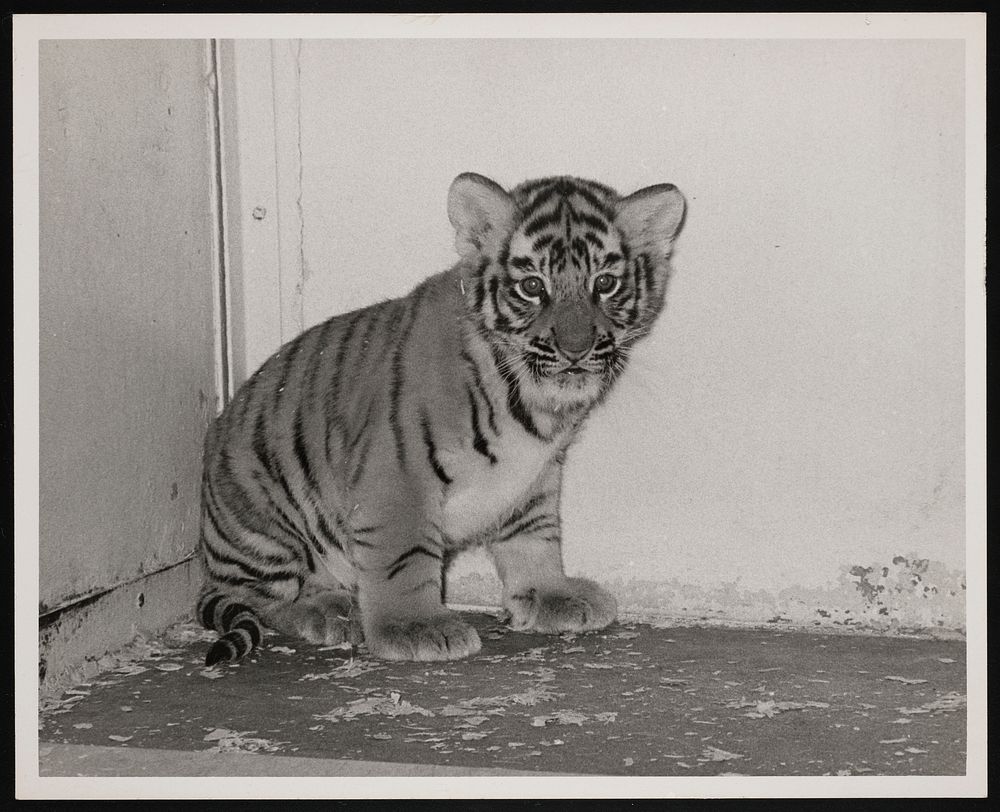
[38,611,966,776]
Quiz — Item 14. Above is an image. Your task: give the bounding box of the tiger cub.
[198,173,686,663]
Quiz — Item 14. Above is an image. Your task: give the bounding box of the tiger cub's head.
[448,173,686,413]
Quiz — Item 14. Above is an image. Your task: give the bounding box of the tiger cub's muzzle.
[550,300,599,364]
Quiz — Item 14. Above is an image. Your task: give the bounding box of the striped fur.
[197,173,686,663]
[198,592,262,665]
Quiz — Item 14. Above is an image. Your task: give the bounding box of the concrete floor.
[38,611,967,777]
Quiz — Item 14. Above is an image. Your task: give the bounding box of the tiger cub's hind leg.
[267,580,364,646]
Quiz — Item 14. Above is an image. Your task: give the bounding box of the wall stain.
[447,554,965,637]
[841,554,964,631]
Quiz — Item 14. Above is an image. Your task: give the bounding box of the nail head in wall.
[252,206,267,221]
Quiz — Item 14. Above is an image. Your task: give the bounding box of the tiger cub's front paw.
[503,577,617,633]
[365,612,482,662]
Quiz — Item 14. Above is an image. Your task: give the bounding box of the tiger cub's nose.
[551,299,596,362]
[552,327,595,363]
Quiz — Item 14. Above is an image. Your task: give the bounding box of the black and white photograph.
[13,12,986,800]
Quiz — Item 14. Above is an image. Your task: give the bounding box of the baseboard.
[446,553,966,639]
[38,549,965,700]
[39,557,202,698]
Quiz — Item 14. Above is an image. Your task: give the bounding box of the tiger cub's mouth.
[548,362,604,395]
[516,343,611,404]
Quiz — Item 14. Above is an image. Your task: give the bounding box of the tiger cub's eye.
[517,276,545,299]
[593,273,619,295]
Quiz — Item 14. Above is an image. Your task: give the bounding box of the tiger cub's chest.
[439,418,565,542]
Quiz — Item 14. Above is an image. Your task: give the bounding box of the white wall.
[226,38,967,628]
[39,41,218,614]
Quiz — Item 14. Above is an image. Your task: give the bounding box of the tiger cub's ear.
[448,173,515,259]
[616,184,686,257]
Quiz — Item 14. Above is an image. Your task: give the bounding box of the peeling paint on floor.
[38,611,966,777]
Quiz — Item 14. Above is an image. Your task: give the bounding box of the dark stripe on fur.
[420,409,452,486]
[247,471,309,554]
[201,535,300,583]
[467,385,497,464]
[497,242,510,269]
[497,513,559,544]
[529,338,557,358]
[205,638,239,666]
[629,256,644,324]
[198,593,225,630]
[499,492,548,531]
[251,413,302,523]
[234,619,262,648]
[305,316,336,418]
[573,206,612,233]
[206,457,275,544]
[492,347,543,440]
[523,203,566,238]
[199,597,265,665]
[205,628,251,666]
[461,349,498,435]
[356,301,386,362]
[518,177,559,200]
[521,184,563,215]
[344,516,376,550]
[212,452,273,531]
[221,601,250,628]
[349,432,374,490]
[249,411,319,572]
[316,512,345,554]
[386,545,442,580]
[473,257,489,313]
[292,405,320,495]
[508,380,543,439]
[325,309,365,460]
[201,500,295,568]
[345,400,374,457]
[532,233,555,252]
[509,256,534,271]
[389,285,427,468]
[488,275,511,332]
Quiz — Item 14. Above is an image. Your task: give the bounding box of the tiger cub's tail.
[198,592,264,666]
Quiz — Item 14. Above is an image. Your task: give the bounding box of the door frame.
[216,39,304,389]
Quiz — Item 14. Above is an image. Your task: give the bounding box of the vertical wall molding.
[207,39,232,407]
[215,40,286,386]
[270,39,306,344]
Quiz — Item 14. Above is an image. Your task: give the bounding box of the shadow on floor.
[39,611,966,777]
